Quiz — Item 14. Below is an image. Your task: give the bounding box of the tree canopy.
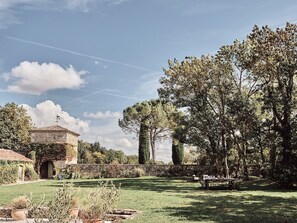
[0,103,32,151]
[119,99,180,163]
[159,23,297,187]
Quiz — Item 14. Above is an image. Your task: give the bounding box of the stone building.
[30,125,79,179]
[0,148,34,181]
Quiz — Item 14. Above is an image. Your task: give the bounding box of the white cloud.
[65,0,96,13]
[83,111,121,119]
[22,99,172,162]
[117,138,134,148]
[81,117,139,155]
[22,100,90,134]
[6,61,86,95]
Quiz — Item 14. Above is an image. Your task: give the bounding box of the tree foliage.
[78,140,135,164]
[0,103,32,151]
[138,123,150,164]
[172,138,184,165]
[245,23,297,185]
[119,99,179,163]
[159,23,297,187]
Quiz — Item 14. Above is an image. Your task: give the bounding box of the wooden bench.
[200,175,236,190]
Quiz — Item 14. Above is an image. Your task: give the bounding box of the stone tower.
[30,125,79,178]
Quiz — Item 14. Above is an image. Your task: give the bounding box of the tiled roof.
[0,149,33,162]
[30,125,80,136]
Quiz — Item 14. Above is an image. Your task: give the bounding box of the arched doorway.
[40,161,54,179]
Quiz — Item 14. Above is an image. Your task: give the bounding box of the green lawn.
[0,177,297,223]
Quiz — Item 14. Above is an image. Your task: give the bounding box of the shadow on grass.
[159,194,297,223]
[68,177,197,193]
[49,177,297,194]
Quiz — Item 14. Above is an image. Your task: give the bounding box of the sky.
[0,0,296,162]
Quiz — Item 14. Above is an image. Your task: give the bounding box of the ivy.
[27,143,76,168]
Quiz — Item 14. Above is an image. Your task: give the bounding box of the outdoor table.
[204,177,236,190]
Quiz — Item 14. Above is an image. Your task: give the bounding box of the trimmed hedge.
[0,164,19,185]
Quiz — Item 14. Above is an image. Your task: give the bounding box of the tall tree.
[217,40,261,179]
[119,100,178,163]
[159,56,236,176]
[138,123,150,164]
[172,138,184,165]
[0,103,32,151]
[246,23,297,186]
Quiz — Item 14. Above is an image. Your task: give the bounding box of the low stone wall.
[67,164,210,178]
[0,207,11,218]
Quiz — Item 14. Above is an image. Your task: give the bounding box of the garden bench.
[200,175,237,190]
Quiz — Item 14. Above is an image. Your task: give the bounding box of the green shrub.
[70,172,80,179]
[120,167,145,178]
[47,183,75,223]
[0,164,19,185]
[120,169,132,178]
[24,164,39,181]
[79,181,120,221]
[133,167,145,177]
[27,194,48,220]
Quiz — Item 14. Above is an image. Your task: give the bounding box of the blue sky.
[0,0,296,162]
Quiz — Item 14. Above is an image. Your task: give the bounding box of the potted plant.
[10,196,30,220]
[69,197,79,220]
[79,181,120,223]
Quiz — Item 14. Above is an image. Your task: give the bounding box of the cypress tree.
[138,123,150,164]
[172,138,184,165]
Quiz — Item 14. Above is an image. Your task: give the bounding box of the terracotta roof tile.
[0,149,33,162]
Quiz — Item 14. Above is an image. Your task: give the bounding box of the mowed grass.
[0,177,297,223]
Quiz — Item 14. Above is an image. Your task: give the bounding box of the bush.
[27,194,48,220]
[24,164,39,181]
[0,164,19,185]
[70,172,80,179]
[11,196,30,209]
[47,183,75,223]
[121,167,145,178]
[79,181,120,221]
[133,167,145,177]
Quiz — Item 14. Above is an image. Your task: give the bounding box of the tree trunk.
[242,139,249,180]
[258,137,266,164]
[280,124,292,166]
[150,129,156,163]
[270,143,276,173]
[221,131,229,178]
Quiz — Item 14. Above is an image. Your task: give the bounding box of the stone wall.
[67,164,211,178]
[31,131,78,146]
[31,132,67,144]
[66,133,78,146]
[67,164,262,178]
[0,207,10,218]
